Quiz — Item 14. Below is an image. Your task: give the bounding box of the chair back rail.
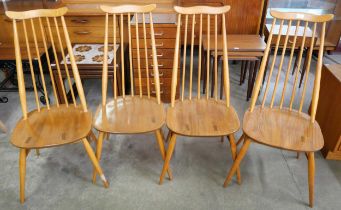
[99,4,161,105]
[249,10,333,123]
[171,5,231,107]
[6,7,88,119]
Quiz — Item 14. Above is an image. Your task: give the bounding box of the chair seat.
[11,105,92,149]
[93,96,165,134]
[166,99,240,137]
[243,106,324,152]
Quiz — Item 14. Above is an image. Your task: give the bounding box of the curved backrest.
[170,5,231,107]
[99,4,162,105]
[249,10,334,123]
[6,7,88,119]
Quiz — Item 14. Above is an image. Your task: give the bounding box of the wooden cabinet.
[317,64,341,160]
[179,0,266,36]
[131,23,179,103]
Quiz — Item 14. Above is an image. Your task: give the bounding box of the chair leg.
[155,129,173,180]
[19,149,27,204]
[82,138,109,188]
[165,130,172,143]
[236,134,245,146]
[88,130,98,143]
[240,61,245,85]
[308,152,315,208]
[202,52,207,94]
[223,138,251,187]
[92,131,105,184]
[159,134,177,185]
[242,61,249,84]
[228,134,242,184]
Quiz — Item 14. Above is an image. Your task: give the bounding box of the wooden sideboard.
[318,64,341,160]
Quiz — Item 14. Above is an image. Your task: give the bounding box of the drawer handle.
[151,53,164,57]
[151,82,164,85]
[71,19,89,24]
[151,72,164,77]
[74,31,91,35]
[154,32,164,36]
[152,90,164,94]
[151,64,164,67]
[155,42,164,47]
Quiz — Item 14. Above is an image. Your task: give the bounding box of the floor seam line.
[280,150,308,210]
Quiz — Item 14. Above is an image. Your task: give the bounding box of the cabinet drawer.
[48,26,119,44]
[132,58,174,69]
[131,27,177,39]
[0,16,43,44]
[131,38,175,49]
[132,48,174,59]
[64,16,107,27]
[133,68,175,78]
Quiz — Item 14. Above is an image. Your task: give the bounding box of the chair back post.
[170,14,182,107]
[310,21,326,123]
[101,12,109,106]
[249,10,333,116]
[6,7,89,115]
[100,4,159,103]
[12,19,28,119]
[172,5,231,107]
[149,11,161,104]
[221,13,229,107]
[61,16,88,112]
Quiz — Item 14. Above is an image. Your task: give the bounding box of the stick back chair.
[6,7,109,203]
[223,10,334,207]
[92,4,172,183]
[159,5,241,184]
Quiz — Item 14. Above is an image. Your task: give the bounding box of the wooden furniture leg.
[223,138,251,187]
[299,48,309,88]
[219,56,224,99]
[159,133,177,184]
[82,138,109,188]
[165,130,172,143]
[240,61,245,85]
[247,61,255,100]
[263,48,272,85]
[228,134,241,184]
[249,60,259,100]
[202,51,207,94]
[19,148,27,204]
[92,131,105,183]
[242,61,249,84]
[308,152,315,208]
[210,55,215,97]
[236,134,245,146]
[155,129,173,180]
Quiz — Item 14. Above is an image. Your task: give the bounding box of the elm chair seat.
[93,96,165,134]
[243,106,324,152]
[167,99,240,137]
[11,105,92,149]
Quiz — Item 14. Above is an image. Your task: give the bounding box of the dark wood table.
[202,34,266,100]
[316,64,341,160]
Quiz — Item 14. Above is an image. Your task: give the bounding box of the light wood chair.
[223,10,334,208]
[6,7,109,203]
[159,5,241,184]
[92,4,172,183]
